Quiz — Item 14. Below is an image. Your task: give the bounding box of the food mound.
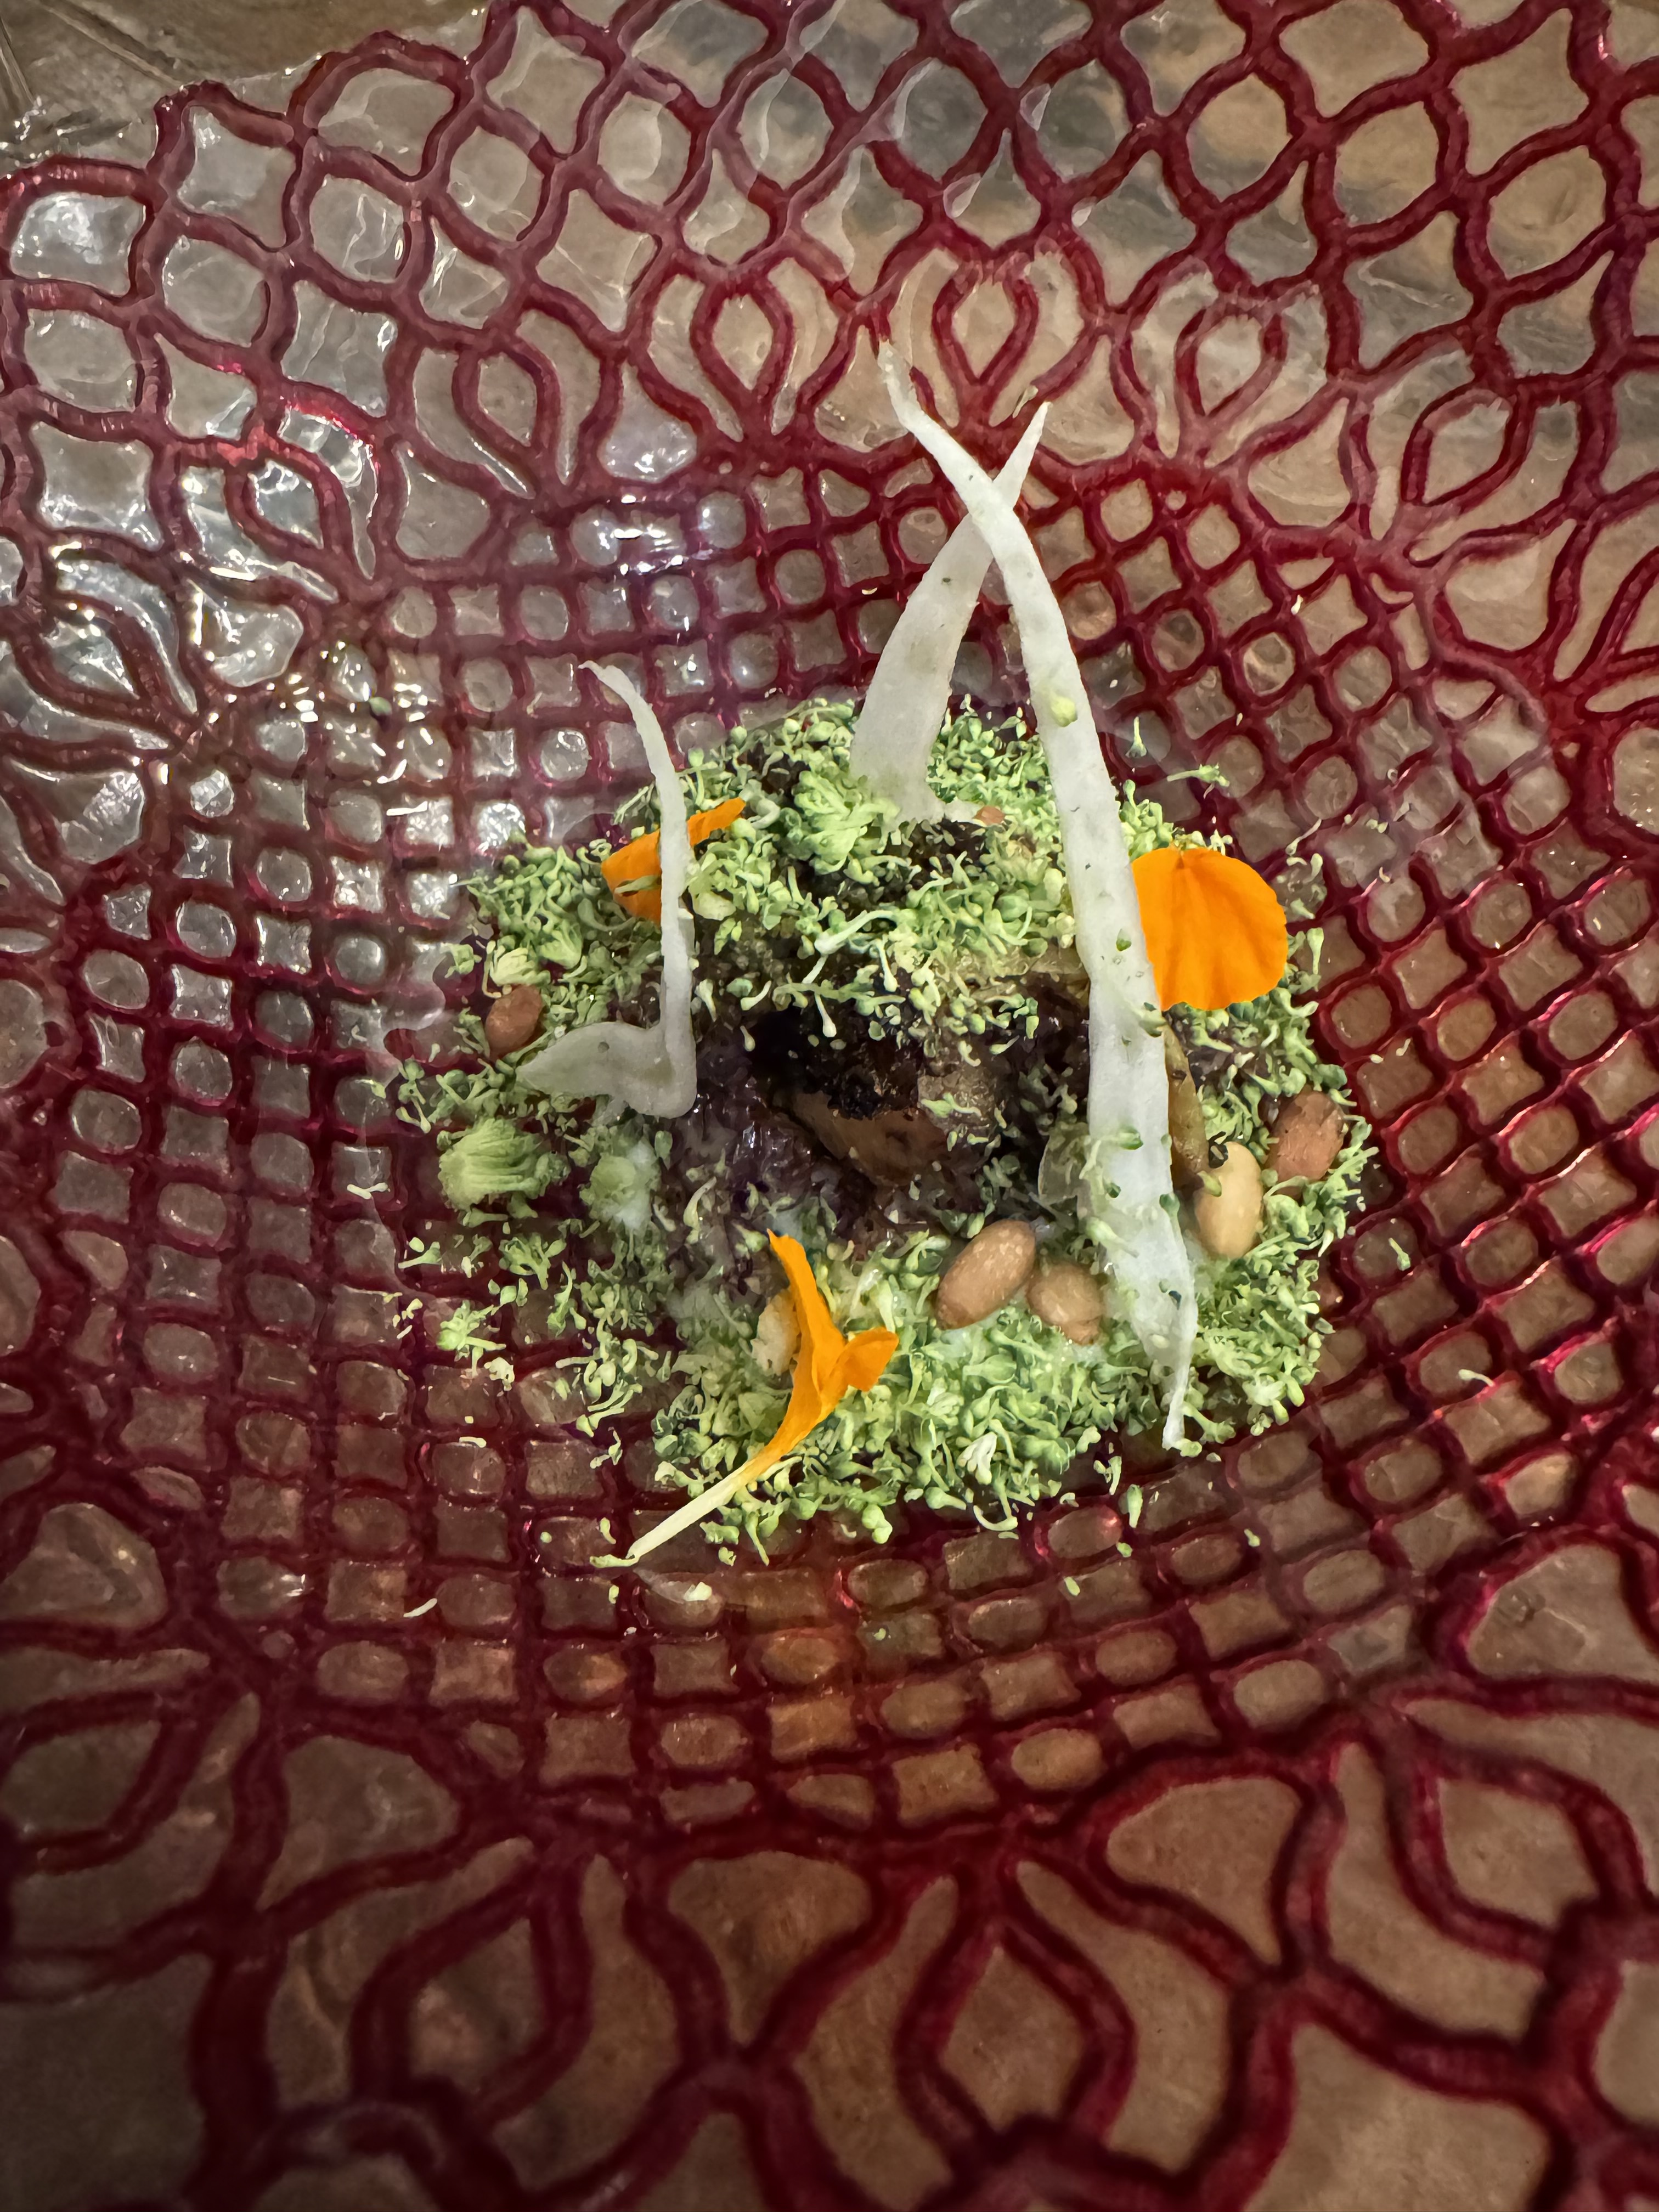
[395,353,1372,1561]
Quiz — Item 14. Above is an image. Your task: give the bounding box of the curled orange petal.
[602,797,747,923]
[770,1229,847,1396]
[836,1327,900,1393]
[730,1233,897,1491]
[1131,844,1288,1011]
[620,1229,893,1566]
[601,832,665,921]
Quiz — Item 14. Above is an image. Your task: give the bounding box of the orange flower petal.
[602,833,664,921]
[1131,845,1288,1011]
[624,1235,896,1562]
[836,1328,900,1392]
[602,799,747,926]
[693,797,747,840]
[769,1231,849,1397]
[758,1353,832,1471]
[601,829,661,894]
[728,1234,896,1493]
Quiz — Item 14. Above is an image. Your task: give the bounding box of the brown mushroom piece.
[783,1027,1003,1189]
[788,1089,951,1184]
[1164,1025,1210,1188]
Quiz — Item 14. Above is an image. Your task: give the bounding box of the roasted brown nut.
[936,1219,1037,1328]
[1193,1142,1263,1259]
[1267,1090,1345,1184]
[485,983,545,1056]
[1164,1025,1210,1187]
[1026,1259,1104,1344]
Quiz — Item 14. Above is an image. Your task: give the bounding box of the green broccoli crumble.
[394,701,1372,1554]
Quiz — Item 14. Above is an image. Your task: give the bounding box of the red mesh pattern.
[1,3,1659,2207]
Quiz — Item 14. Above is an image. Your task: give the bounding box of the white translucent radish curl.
[848,403,1048,821]
[878,345,1195,1443]
[518,661,698,1118]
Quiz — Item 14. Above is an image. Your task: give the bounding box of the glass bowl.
[1,3,1656,2208]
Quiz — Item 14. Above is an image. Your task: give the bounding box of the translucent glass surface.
[0,4,1656,2209]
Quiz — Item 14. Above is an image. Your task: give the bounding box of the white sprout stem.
[848,403,1049,821]
[517,662,698,1116]
[624,1458,758,1564]
[878,345,1196,1445]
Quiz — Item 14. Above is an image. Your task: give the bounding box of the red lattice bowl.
[2,4,1658,2208]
